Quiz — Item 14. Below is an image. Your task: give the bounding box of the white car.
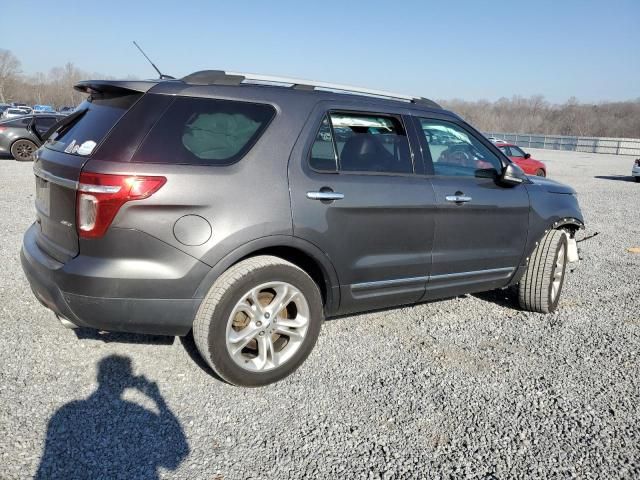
[1,108,29,120]
[632,159,640,183]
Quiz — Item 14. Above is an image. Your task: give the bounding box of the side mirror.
[500,163,526,186]
[524,153,531,159]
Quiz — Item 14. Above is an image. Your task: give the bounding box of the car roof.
[1,113,63,122]
[74,70,459,120]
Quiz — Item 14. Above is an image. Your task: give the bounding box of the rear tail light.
[0,127,6,134]
[76,172,166,239]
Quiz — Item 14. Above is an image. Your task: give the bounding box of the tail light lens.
[76,172,166,239]
[0,127,6,134]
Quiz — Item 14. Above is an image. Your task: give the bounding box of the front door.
[413,116,530,299]
[289,106,437,314]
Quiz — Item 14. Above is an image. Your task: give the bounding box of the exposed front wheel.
[535,169,546,177]
[518,229,568,313]
[193,256,323,387]
[11,139,38,161]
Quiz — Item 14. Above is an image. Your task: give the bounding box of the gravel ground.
[0,149,639,479]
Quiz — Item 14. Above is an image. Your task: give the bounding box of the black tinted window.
[133,97,275,165]
[34,116,60,134]
[46,93,141,156]
[329,112,412,174]
[309,115,338,171]
[419,118,502,177]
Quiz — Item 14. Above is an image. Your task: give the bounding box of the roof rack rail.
[181,70,441,108]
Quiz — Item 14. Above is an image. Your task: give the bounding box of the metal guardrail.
[485,132,640,156]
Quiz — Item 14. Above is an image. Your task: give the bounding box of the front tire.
[11,139,37,161]
[193,256,323,387]
[518,229,568,313]
[535,169,546,177]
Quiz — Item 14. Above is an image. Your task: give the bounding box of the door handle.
[307,191,345,201]
[445,194,472,203]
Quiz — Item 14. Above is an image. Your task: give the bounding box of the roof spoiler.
[73,79,164,94]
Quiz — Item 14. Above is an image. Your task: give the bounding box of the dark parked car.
[58,106,76,115]
[21,71,584,386]
[0,114,64,160]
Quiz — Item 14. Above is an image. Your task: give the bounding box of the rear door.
[412,116,530,299]
[33,89,143,262]
[289,103,437,314]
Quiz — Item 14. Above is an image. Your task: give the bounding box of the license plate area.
[35,176,51,216]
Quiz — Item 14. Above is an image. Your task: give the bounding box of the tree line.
[0,49,90,109]
[1,49,638,139]
[440,96,640,139]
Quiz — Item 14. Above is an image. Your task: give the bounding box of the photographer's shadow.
[36,355,189,480]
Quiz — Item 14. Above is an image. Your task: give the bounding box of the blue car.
[32,105,56,114]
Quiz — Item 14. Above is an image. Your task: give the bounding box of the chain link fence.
[485,132,640,156]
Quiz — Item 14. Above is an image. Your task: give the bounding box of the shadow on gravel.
[74,328,175,345]
[594,175,636,182]
[35,355,189,480]
[472,288,521,310]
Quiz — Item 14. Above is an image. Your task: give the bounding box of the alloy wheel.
[225,281,310,372]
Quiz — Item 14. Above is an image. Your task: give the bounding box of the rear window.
[45,92,141,156]
[131,97,275,165]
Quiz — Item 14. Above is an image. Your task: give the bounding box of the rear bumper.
[21,223,207,336]
[632,166,640,177]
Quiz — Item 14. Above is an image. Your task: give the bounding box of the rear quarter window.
[131,97,275,165]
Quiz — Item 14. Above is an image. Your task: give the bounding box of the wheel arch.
[510,216,584,286]
[194,236,341,315]
[10,137,38,148]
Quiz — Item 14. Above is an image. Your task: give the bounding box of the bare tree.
[440,96,640,139]
[0,49,21,103]
[2,48,639,138]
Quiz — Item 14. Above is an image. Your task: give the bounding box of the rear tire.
[518,229,568,313]
[11,139,37,161]
[193,255,323,387]
[535,169,546,177]
[635,177,640,183]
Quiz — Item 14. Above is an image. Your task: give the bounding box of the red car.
[496,143,547,177]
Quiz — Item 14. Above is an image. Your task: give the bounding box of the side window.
[418,119,502,177]
[133,97,276,165]
[509,145,526,158]
[309,112,413,174]
[498,146,511,156]
[330,112,412,173]
[34,117,59,135]
[309,115,338,172]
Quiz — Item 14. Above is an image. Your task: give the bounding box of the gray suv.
[21,71,584,386]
